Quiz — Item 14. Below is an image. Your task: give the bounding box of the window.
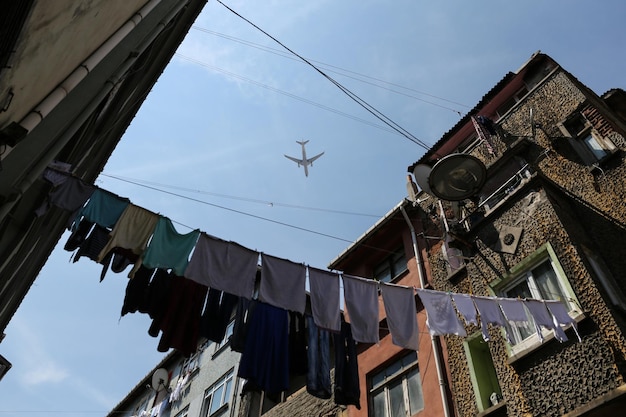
[374,248,407,283]
[464,334,501,412]
[559,113,616,165]
[214,320,235,353]
[370,352,424,417]
[496,245,580,348]
[174,406,189,417]
[202,369,234,417]
[496,86,529,118]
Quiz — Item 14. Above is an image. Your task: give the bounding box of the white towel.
[416,289,466,337]
[473,296,508,342]
[184,233,258,299]
[342,275,380,344]
[381,283,419,351]
[452,293,478,325]
[524,299,568,342]
[260,253,307,314]
[308,267,341,332]
[498,298,529,324]
[545,300,580,342]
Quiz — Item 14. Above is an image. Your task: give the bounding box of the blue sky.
[2,0,626,414]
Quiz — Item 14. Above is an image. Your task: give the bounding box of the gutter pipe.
[400,203,453,417]
[0,0,191,222]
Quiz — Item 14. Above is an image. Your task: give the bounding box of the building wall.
[418,63,626,416]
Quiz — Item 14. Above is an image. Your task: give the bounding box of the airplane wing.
[284,155,303,165]
[307,152,324,164]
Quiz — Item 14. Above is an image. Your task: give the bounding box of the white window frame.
[494,243,581,355]
[201,369,234,417]
[369,351,424,417]
[214,320,235,353]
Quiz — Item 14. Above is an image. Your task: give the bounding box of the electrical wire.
[189,25,470,113]
[100,173,382,218]
[216,0,433,150]
[101,174,402,256]
[174,53,403,136]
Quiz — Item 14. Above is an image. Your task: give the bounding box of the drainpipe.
[18,0,165,133]
[400,203,453,417]
[0,0,191,222]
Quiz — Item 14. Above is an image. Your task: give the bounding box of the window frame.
[373,247,408,283]
[463,332,502,412]
[369,351,424,417]
[558,113,617,166]
[201,369,235,417]
[492,243,581,355]
[213,320,235,355]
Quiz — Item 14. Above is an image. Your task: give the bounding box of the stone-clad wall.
[421,68,626,416]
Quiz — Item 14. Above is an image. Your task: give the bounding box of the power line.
[100,173,382,218]
[174,53,404,136]
[100,174,402,256]
[189,25,469,113]
[215,0,433,150]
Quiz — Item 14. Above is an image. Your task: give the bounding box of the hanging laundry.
[231,297,257,353]
[184,234,258,299]
[200,289,239,343]
[498,298,529,324]
[306,315,331,399]
[36,175,95,217]
[139,216,199,276]
[473,296,508,342]
[381,283,419,351]
[416,289,466,337]
[342,275,380,344]
[72,224,114,281]
[151,273,208,357]
[121,265,154,316]
[97,204,159,262]
[471,115,495,155]
[545,300,581,342]
[308,267,341,332]
[64,218,94,252]
[524,299,568,342]
[238,301,290,394]
[71,188,130,231]
[42,167,71,186]
[289,312,308,377]
[260,253,307,314]
[145,269,172,320]
[333,319,361,410]
[451,293,479,326]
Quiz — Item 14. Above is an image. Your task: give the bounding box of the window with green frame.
[369,351,424,417]
[494,243,580,348]
[464,333,501,412]
[374,248,408,283]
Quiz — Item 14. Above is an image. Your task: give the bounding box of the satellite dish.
[151,368,169,391]
[412,164,433,195]
[428,154,487,201]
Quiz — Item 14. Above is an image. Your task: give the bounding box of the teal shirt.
[142,216,200,275]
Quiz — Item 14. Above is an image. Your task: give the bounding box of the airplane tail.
[296,140,309,145]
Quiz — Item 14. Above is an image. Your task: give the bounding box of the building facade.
[0,0,207,376]
[109,327,244,417]
[407,52,626,416]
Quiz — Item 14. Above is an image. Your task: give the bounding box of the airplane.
[284,140,324,177]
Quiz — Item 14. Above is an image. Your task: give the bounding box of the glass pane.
[505,281,534,342]
[533,262,567,303]
[373,390,386,417]
[204,393,213,417]
[210,385,224,414]
[392,251,407,278]
[223,378,232,404]
[407,369,424,414]
[389,380,406,417]
[372,370,386,389]
[582,134,608,160]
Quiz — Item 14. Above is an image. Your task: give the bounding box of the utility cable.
[101,173,382,218]
[189,25,469,113]
[216,0,432,150]
[175,53,403,136]
[101,174,402,256]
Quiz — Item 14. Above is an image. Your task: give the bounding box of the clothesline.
[39,167,580,354]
